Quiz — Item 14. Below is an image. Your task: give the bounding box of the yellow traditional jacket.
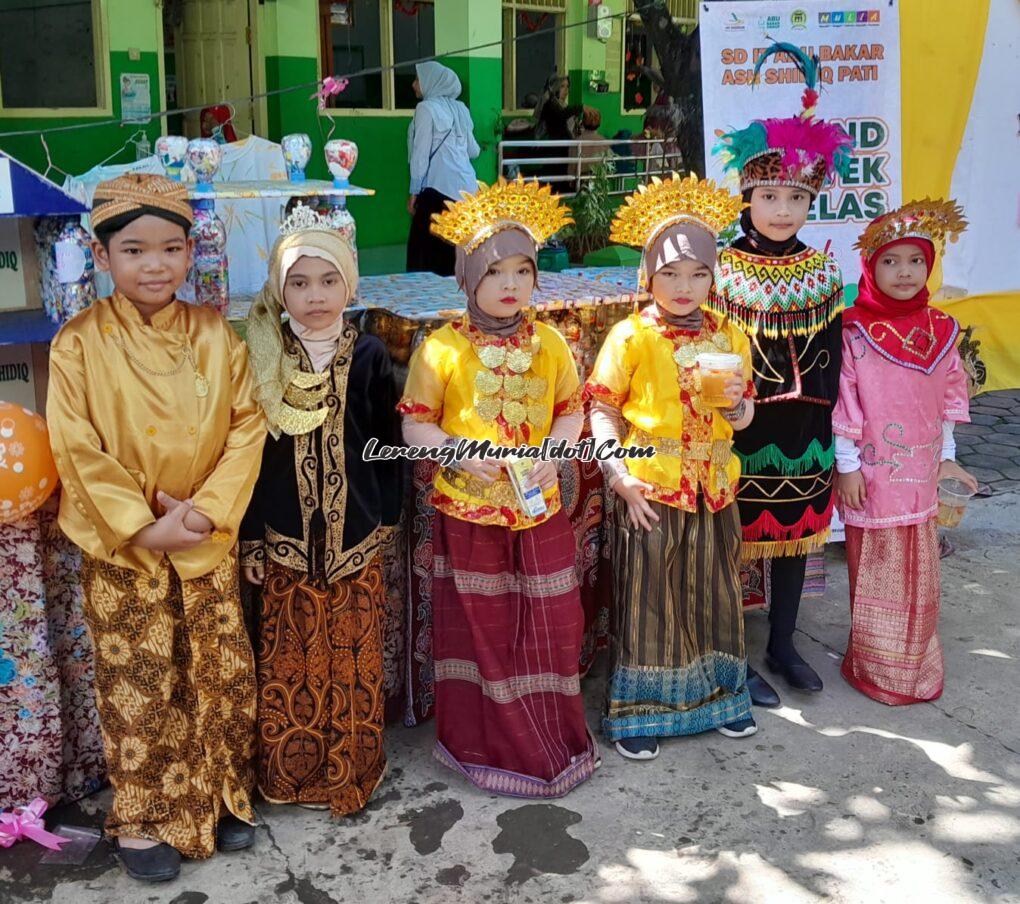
[47,293,267,579]
[398,313,582,530]
[584,306,753,512]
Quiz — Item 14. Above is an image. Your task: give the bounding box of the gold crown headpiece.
[430,175,572,253]
[610,173,745,251]
[854,198,968,259]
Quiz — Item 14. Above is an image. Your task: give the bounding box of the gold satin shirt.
[47,293,267,580]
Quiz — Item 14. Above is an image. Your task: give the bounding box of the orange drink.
[696,353,743,408]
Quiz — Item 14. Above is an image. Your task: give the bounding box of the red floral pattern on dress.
[396,399,442,423]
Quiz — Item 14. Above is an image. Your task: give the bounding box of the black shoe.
[765,651,823,693]
[217,813,256,852]
[747,667,781,708]
[115,840,181,882]
[614,736,660,760]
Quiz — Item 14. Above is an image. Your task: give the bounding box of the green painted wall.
[0,0,162,176]
[0,0,650,253]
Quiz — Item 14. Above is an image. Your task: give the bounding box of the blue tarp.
[0,152,88,218]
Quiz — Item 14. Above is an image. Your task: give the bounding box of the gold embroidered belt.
[439,467,519,508]
[631,429,732,467]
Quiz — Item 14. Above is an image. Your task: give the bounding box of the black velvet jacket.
[240,325,404,582]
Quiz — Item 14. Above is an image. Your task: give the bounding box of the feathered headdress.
[713,43,854,195]
[854,198,968,259]
[430,175,572,252]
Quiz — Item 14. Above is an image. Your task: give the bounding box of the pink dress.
[832,324,970,705]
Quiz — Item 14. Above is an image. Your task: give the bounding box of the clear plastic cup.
[696,352,743,408]
[937,478,976,528]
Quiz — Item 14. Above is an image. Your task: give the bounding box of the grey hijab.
[455,226,538,337]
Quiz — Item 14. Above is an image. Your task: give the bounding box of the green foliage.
[562,158,617,262]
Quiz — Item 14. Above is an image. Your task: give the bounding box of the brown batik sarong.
[256,556,386,815]
[81,550,257,859]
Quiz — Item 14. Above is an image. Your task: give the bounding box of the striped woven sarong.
[604,498,752,740]
[431,510,598,798]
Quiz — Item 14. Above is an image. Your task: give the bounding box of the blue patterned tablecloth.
[348,269,647,320]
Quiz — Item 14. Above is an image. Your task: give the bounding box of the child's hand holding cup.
[696,352,744,409]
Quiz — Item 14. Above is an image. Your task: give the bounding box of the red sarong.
[842,520,943,705]
[431,510,598,797]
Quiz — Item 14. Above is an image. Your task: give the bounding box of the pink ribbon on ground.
[313,77,350,111]
[0,798,70,851]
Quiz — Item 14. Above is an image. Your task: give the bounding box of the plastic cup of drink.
[696,352,743,408]
[937,478,975,528]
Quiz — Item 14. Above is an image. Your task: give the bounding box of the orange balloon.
[0,401,59,524]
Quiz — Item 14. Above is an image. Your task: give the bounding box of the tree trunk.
[637,0,705,176]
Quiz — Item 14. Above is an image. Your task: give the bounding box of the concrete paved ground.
[2,495,1019,903]
[956,389,1020,494]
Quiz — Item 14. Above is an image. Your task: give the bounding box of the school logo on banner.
[819,9,881,26]
[791,9,809,28]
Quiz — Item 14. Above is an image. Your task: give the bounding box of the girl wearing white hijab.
[406,61,480,275]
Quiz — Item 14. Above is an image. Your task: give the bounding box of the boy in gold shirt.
[46,173,266,882]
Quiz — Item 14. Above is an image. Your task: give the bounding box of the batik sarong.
[256,556,387,814]
[81,550,256,859]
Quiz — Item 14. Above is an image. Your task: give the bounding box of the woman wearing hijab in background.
[397,177,598,798]
[834,200,975,705]
[406,61,480,276]
[241,210,403,815]
[533,75,583,193]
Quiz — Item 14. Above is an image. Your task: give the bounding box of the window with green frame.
[502,0,566,112]
[319,0,435,111]
[621,0,699,113]
[0,0,102,109]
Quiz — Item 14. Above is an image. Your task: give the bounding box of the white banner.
[942,0,1020,298]
[700,0,902,284]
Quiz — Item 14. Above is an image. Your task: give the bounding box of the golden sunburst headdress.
[611,173,744,249]
[430,175,572,253]
[854,198,968,259]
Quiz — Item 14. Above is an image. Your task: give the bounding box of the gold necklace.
[467,318,547,430]
[108,332,209,398]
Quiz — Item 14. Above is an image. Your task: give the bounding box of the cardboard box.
[0,342,49,414]
[0,219,42,313]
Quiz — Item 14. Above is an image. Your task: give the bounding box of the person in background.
[200,105,239,144]
[533,75,583,193]
[406,61,480,277]
[834,200,976,705]
[575,106,607,185]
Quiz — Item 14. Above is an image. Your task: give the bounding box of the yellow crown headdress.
[854,198,968,259]
[430,175,572,253]
[610,173,745,251]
